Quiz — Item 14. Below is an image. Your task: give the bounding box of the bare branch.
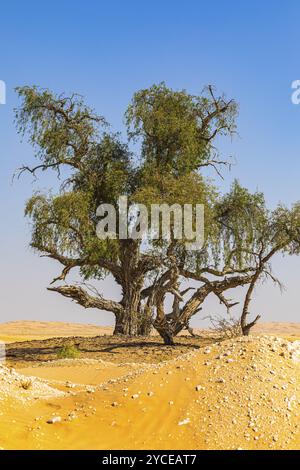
[48,284,123,316]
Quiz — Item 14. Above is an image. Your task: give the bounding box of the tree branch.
[47,284,123,316]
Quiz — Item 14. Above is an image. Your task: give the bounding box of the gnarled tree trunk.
[153,321,175,345]
[116,239,154,336]
[114,304,152,336]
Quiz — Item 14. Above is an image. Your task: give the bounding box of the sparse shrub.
[57,344,80,359]
[20,378,32,390]
[205,313,242,339]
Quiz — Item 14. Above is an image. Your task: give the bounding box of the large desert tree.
[16,83,238,336]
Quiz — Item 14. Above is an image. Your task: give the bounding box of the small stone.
[195,385,205,391]
[65,381,75,388]
[178,418,190,426]
[47,416,62,424]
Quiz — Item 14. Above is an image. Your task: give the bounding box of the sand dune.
[252,322,300,336]
[0,321,112,343]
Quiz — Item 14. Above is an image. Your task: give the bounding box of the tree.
[16,83,237,337]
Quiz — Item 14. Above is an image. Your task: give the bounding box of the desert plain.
[0,321,300,450]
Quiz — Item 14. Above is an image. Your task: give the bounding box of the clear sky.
[1,0,300,327]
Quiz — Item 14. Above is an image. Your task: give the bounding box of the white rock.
[66,381,75,388]
[47,416,62,424]
[195,385,205,391]
[178,418,190,426]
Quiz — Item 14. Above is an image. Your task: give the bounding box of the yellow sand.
[0,335,299,450]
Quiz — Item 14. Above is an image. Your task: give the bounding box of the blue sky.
[1,0,300,326]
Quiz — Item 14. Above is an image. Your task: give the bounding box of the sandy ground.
[1,320,300,343]
[0,321,300,450]
[0,321,112,343]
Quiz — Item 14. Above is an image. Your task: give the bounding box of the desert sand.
[0,321,300,450]
[0,321,112,343]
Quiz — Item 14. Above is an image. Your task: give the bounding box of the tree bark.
[241,315,261,335]
[113,311,132,335]
[137,307,153,336]
[240,267,262,335]
[154,323,175,345]
[118,239,153,336]
[113,308,152,336]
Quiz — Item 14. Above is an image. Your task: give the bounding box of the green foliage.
[126,82,238,175]
[25,191,91,255]
[19,84,300,297]
[15,86,106,171]
[269,202,300,255]
[73,133,133,205]
[57,344,80,359]
[215,180,268,267]
[132,169,218,251]
[214,180,300,269]
[16,83,240,286]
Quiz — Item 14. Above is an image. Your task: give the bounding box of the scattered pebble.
[178,418,190,426]
[47,416,62,424]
